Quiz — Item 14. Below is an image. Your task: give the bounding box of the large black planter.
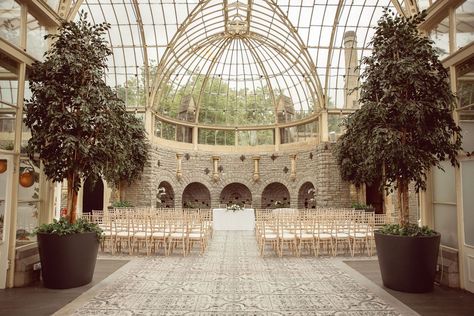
[374,231,440,293]
[37,232,99,289]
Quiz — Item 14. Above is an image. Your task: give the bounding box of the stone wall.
[435,246,460,288]
[14,242,40,287]
[390,182,420,224]
[123,142,352,209]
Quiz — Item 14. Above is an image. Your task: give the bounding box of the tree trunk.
[397,178,410,228]
[67,172,78,224]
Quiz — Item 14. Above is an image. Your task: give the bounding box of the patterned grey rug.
[58,231,416,315]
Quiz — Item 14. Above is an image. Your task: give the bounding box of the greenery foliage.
[35,217,103,241]
[351,202,375,212]
[378,224,437,237]
[24,12,149,222]
[334,10,461,229]
[112,200,133,208]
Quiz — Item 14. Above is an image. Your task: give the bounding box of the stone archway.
[298,182,315,209]
[219,183,252,207]
[157,181,175,208]
[261,182,290,209]
[182,182,211,209]
[82,177,104,213]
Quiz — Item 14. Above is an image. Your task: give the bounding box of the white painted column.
[320,110,329,142]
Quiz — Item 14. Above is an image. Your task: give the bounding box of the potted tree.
[334,10,462,293]
[25,12,149,289]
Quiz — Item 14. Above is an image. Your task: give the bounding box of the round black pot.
[37,232,99,289]
[374,231,440,293]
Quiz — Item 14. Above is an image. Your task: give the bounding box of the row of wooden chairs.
[81,208,213,256]
[255,208,391,257]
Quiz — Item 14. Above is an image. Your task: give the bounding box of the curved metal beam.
[323,0,344,109]
[149,0,213,100]
[264,0,324,109]
[194,37,234,124]
[132,0,151,109]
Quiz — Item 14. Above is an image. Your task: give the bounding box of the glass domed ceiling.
[152,0,323,127]
[79,0,406,127]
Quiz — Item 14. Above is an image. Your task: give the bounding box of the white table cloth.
[212,208,255,230]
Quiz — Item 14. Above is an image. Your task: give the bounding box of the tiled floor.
[0,259,129,316]
[55,231,416,315]
[345,260,474,316]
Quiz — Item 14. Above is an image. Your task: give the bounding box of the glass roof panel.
[79,0,399,125]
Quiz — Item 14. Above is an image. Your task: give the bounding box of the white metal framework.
[77,0,404,128]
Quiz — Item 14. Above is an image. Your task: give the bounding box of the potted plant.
[24,12,149,289]
[334,10,461,293]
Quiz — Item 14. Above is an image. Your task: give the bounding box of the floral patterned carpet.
[57,231,416,315]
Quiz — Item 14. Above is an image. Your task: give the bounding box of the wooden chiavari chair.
[296,210,316,256]
[167,211,187,256]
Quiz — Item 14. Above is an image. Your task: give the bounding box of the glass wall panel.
[256,129,274,145]
[238,131,259,146]
[458,79,474,110]
[17,157,40,242]
[45,0,60,12]
[461,160,474,247]
[455,1,474,51]
[430,16,450,60]
[199,129,235,146]
[432,161,458,248]
[281,121,318,144]
[458,63,474,152]
[154,119,176,141]
[0,79,18,106]
[0,79,16,149]
[27,14,48,60]
[0,0,21,46]
[433,204,458,248]
[460,121,474,152]
[433,162,456,203]
[0,159,9,242]
[0,112,16,149]
[328,113,348,141]
[280,126,297,144]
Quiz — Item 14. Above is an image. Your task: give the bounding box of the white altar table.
[212,208,255,230]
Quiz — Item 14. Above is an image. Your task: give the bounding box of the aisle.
[56,231,416,315]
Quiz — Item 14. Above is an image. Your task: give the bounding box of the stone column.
[212,156,220,182]
[274,127,281,151]
[289,154,297,181]
[176,154,183,180]
[252,156,260,182]
[320,110,328,142]
[192,126,198,150]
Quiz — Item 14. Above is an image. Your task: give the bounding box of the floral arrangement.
[226,204,243,212]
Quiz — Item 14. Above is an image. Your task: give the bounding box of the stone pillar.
[212,156,220,182]
[320,110,328,142]
[252,156,260,182]
[192,126,198,150]
[343,31,360,109]
[235,128,239,147]
[289,154,297,181]
[252,194,262,209]
[274,127,280,151]
[176,154,183,180]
